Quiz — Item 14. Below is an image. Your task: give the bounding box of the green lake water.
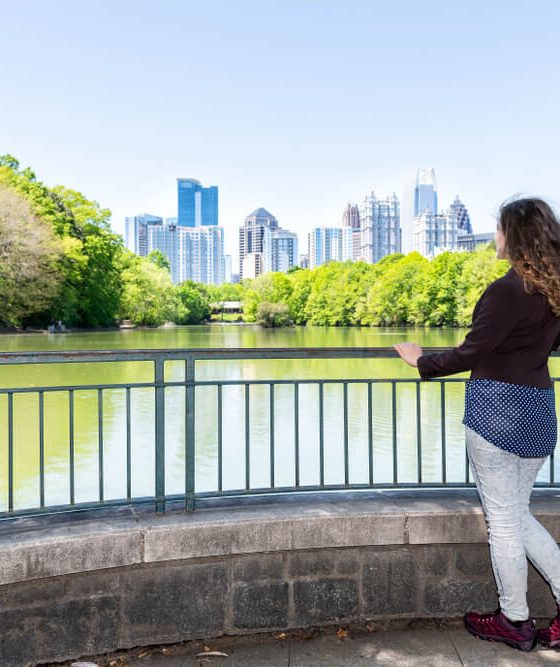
[1,325,558,511]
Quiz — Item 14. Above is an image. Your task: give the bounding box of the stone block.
[424,580,496,615]
[293,579,359,625]
[528,563,558,618]
[455,546,491,576]
[122,562,227,645]
[289,551,336,578]
[362,548,418,615]
[0,595,119,667]
[407,512,487,545]
[421,548,450,576]
[234,553,285,583]
[233,582,289,629]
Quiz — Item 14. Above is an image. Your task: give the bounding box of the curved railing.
[1,347,558,518]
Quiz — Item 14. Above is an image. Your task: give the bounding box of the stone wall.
[0,490,559,666]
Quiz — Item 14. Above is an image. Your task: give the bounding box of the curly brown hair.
[499,197,560,315]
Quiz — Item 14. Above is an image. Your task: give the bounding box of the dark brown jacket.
[417,267,560,388]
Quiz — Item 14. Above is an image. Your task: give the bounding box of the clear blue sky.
[2,0,560,260]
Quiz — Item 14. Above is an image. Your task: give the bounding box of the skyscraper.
[413,212,458,258]
[124,214,163,255]
[238,208,279,279]
[147,222,224,284]
[414,168,438,217]
[308,227,353,269]
[448,195,473,236]
[177,178,218,227]
[342,203,361,260]
[359,192,401,263]
[271,228,298,273]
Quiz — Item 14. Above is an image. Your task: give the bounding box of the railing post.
[154,358,166,514]
[185,355,196,511]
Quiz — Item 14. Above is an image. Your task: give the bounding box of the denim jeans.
[466,426,560,621]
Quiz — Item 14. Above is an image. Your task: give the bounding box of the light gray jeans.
[466,426,560,621]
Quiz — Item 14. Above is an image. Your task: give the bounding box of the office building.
[413,212,458,258]
[239,207,297,278]
[342,203,362,260]
[448,196,473,236]
[308,227,353,269]
[271,228,298,273]
[414,168,438,217]
[457,232,494,252]
[177,178,218,227]
[148,221,224,284]
[359,192,401,263]
[124,214,163,256]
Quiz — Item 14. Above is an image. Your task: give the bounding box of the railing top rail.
[1,347,559,365]
[0,346,446,365]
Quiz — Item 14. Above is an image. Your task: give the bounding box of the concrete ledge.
[1,489,560,666]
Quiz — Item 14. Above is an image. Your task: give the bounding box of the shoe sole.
[536,638,560,649]
[465,625,536,652]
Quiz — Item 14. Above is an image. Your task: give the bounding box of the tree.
[0,185,63,327]
[119,254,182,326]
[175,281,211,324]
[148,249,171,272]
[243,272,293,322]
[256,302,293,327]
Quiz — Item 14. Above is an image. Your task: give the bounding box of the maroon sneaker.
[536,605,560,648]
[464,609,536,651]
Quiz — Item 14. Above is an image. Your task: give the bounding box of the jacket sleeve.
[417,280,520,380]
[552,331,560,352]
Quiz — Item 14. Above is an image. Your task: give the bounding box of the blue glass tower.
[414,168,437,217]
[177,178,218,227]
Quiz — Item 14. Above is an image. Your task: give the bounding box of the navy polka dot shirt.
[463,379,557,458]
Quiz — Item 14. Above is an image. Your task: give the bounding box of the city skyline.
[3,1,560,262]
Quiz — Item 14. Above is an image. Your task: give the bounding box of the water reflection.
[1,326,559,511]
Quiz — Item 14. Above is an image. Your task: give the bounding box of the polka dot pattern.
[463,379,557,458]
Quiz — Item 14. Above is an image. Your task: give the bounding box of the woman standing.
[394,197,560,652]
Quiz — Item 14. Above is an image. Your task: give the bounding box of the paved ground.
[58,621,560,667]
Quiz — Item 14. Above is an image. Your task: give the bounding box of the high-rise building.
[308,227,353,269]
[342,203,361,260]
[223,255,232,284]
[148,221,224,284]
[238,208,293,279]
[124,214,163,255]
[359,192,401,264]
[177,178,218,227]
[413,212,458,258]
[299,254,309,269]
[448,195,473,236]
[414,168,438,217]
[271,228,298,273]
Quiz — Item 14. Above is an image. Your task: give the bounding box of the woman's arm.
[416,280,520,380]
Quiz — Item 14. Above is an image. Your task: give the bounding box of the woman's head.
[497,197,560,315]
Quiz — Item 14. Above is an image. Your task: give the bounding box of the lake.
[1,325,558,511]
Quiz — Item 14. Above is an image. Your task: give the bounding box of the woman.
[394,197,560,652]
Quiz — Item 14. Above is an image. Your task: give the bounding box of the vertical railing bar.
[440,382,447,485]
[367,382,373,486]
[126,387,131,500]
[319,383,324,487]
[154,360,165,513]
[245,383,250,490]
[39,391,45,508]
[218,384,223,493]
[551,450,555,485]
[97,388,104,503]
[343,382,349,486]
[270,384,275,489]
[69,389,75,505]
[185,357,195,511]
[416,381,422,484]
[294,382,300,487]
[8,392,13,513]
[392,381,398,484]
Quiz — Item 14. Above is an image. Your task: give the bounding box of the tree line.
[0,155,507,330]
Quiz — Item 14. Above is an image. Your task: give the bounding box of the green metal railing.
[0,347,558,518]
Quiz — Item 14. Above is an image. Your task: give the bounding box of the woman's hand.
[393,342,422,368]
